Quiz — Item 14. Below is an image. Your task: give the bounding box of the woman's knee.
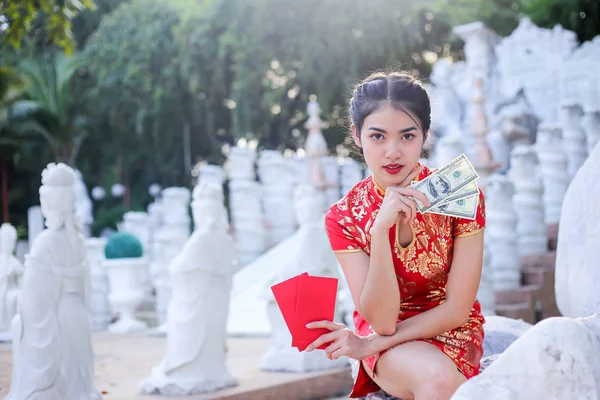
[414,363,465,399]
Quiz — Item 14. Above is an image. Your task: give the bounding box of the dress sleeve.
[453,188,486,238]
[325,206,364,254]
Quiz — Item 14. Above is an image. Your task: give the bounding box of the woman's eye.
[371,133,384,140]
[402,133,415,140]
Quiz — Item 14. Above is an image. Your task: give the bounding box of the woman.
[305,72,486,400]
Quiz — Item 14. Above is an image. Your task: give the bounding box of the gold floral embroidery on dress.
[455,220,482,237]
[404,251,447,284]
[337,215,368,248]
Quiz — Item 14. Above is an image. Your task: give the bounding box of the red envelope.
[292,274,338,351]
[271,272,308,340]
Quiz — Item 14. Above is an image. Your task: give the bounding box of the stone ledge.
[0,332,354,400]
[204,368,353,400]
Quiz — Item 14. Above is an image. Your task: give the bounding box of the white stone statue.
[321,155,341,206]
[429,58,465,139]
[0,223,24,341]
[160,187,191,238]
[486,174,520,291]
[27,205,44,247]
[452,315,600,400]
[227,147,255,181]
[74,169,94,238]
[434,134,465,169]
[229,179,265,266]
[340,157,364,196]
[7,162,101,400]
[488,91,538,173]
[555,141,600,318]
[140,182,238,395]
[508,145,547,256]
[495,17,577,124]
[468,79,500,191]
[453,21,503,136]
[199,164,226,185]
[86,237,111,330]
[258,150,297,246]
[120,211,151,255]
[151,187,191,333]
[581,111,600,154]
[304,98,328,189]
[559,104,588,178]
[535,123,570,225]
[261,184,347,372]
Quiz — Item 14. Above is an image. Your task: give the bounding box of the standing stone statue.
[140,182,238,395]
[7,162,101,400]
[0,223,24,341]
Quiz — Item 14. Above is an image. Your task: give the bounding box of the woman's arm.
[365,231,484,354]
[336,229,400,336]
[359,226,400,335]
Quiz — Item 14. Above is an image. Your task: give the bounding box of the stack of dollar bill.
[410,154,480,220]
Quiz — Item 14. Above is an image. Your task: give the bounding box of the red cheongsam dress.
[324,165,486,398]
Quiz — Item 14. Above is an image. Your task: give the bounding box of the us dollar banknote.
[412,154,479,213]
[427,193,479,220]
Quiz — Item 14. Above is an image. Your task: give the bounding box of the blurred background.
[0,0,598,238]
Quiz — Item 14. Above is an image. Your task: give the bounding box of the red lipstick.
[383,163,403,175]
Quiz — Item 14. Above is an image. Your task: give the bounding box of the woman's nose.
[384,141,402,160]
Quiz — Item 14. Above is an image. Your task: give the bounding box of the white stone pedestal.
[104,257,149,333]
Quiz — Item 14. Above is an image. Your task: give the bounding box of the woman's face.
[352,104,425,190]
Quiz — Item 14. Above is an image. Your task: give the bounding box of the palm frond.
[9,118,59,148]
[18,59,55,113]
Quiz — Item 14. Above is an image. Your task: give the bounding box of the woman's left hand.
[305,321,373,361]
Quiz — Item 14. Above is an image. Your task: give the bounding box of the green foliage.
[8,52,88,166]
[520,0,600,42]
[104,231,143,259]
[0,0,96,55]
[427,0,521,37]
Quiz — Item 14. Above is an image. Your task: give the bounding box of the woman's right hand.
[372,166,430,230]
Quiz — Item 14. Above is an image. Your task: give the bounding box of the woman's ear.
[351,124,361,148]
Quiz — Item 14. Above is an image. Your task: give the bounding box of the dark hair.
[349,71,431,144]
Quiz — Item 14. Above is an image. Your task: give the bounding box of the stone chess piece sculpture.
[74,169,94,238]
[140,182,238,395]
[0,223,24,342]
[6,162,101,400]
[261,184,348,373]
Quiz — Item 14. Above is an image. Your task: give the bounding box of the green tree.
[520,0,600,42]
[0,0,96,54]
[9,52,88,166]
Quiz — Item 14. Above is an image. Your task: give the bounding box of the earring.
[359,148,364,155]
